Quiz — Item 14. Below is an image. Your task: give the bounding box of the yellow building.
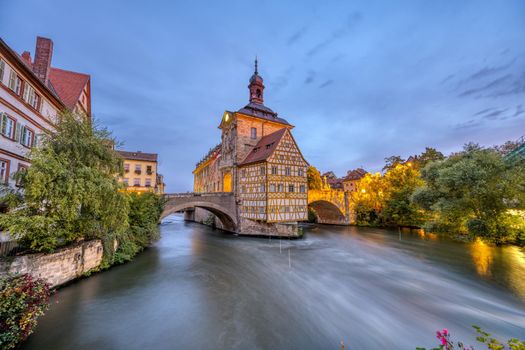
[117,150,165,194]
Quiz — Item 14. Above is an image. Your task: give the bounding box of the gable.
[267,129,308,166]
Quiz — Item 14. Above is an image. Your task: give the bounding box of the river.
[22,214,525,349]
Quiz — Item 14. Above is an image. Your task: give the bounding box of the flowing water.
[22,215,525,349]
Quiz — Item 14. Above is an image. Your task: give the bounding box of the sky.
[1,0,524,192]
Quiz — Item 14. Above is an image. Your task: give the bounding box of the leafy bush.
[0,274,50,349]
[113,192,164,264]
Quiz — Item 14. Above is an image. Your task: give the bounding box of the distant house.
[342,168,367,192]
[117,150,165,194]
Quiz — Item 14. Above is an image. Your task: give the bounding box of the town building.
[342,168,367,192]
[0,36,91,187]
[192,60,309,235]
[117,150,165,194]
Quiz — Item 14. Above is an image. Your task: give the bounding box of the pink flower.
[442,328,449,336]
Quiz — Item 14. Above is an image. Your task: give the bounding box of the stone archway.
[162,200,237,233]
[308,200,347,225]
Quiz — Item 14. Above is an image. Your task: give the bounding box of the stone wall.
[238,217,299,237]
[0,240,103,288]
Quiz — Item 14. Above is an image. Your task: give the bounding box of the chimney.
[33,36,53,83]
[21,51,32,66]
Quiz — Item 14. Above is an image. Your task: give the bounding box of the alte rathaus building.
[193,60,309,236]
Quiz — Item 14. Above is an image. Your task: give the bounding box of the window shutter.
[0,60,4,82]
[23,84,30,102]
[0,113,4,134]
[14,123,22,142]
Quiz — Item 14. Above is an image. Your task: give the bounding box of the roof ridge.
[50,66,90,78]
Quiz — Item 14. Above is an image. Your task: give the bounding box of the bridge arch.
[308,200,347,225]
[162,194,238,232]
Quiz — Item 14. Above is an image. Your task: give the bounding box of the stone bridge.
[162,192,237,232]
[308,189,352,225]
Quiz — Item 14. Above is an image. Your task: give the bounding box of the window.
[284,206,290,213]
[260,184,265,192]
[23,85,40,110]
[277,184,283,192]
[0,59,4,82]
[123,178,129,186]
[146,165,153,175]
[135,164,141,174]
[241,170,246,178]
[250,127,257,139]
[21,126,34,147]
[271,166,277,175]
[1,114,15,139]
[8,71,23,96]
[241,185,246,193]
[0,159,9,183]
[299,185,306,193]
[145,178,152,187]
[260,166,265,175]
[288,184,295,193]
[259,207,265,214]
[285,167,291,176]
[269,184,275,192]
[124,163,130,172]
[133,178,140,186]
[298,168,304,177]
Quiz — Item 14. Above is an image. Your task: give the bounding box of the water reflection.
[470,238,494,277]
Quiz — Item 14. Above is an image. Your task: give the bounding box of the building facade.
[117,150,165,194]
[0,36,91,187]
[342,168,367,192]
[192,60,309,235]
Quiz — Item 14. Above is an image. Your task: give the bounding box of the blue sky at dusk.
[2,0,524,191]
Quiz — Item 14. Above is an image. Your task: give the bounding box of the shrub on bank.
[0,274,50,350]
[113,192,164,264]
[417,326,525,350]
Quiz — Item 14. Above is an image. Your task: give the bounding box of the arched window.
[256,89,261,99]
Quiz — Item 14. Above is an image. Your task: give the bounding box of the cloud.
[319,80,333,88]
[468,58,516,80]
[458,74,513,97]
[287,26,308,46]
[304,71,316,84]
[306,12,362,57]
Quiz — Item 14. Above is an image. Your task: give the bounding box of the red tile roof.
[239,128,287,166]
[48,67,89,110]
[344,168,367,181]
[117,150,158,162]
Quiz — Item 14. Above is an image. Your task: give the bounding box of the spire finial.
[254,56,258,75]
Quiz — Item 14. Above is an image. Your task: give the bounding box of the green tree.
[114,192,165,263]
[415,147,445,169]
[307,166,323,190]
[381,164,425,227]
[0,111,129,252]
[383,155,405,172]
[350,172,385,225]
[412,143,525,244]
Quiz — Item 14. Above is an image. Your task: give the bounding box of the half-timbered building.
[192,60,309,235]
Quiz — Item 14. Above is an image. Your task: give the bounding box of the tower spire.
[249,56,265,104]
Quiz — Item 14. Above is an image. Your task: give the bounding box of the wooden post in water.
[341,340,345,349]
